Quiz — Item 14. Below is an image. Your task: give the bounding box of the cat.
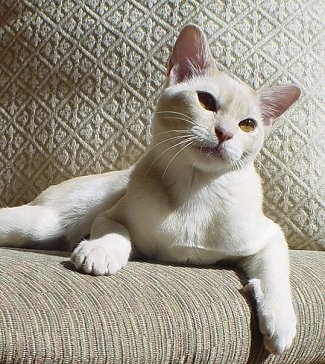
[0,25,300,354]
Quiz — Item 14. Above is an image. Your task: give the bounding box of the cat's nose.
[215,127,233,143]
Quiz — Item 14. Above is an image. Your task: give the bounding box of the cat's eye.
[197,91,217,112]
[238,118,257,132]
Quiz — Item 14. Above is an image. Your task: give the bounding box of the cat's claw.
[246,280,296,354]
[71,238,130,276]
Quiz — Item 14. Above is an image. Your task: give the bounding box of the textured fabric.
[0,1,324,250]
[0,248,324,363]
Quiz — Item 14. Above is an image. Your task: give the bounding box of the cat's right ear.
[167,25,215,85]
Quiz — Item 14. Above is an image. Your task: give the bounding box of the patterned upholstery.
[0,1,324,249]
[0,3,325,362]
[0,248,324,363]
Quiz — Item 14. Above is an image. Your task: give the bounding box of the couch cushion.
[0,1,324,249]
[0,248,324,363]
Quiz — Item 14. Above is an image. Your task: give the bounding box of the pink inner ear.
[168,25,214,84]
[259,85,301,126]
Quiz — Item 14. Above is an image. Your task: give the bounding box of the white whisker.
[254,157,267,174]
[147,134,193,153]
[162,140,195,181]
[227,157,245,173]
[156,110,198,127]
[154,129,193,138]
[157,115,198,127]
[156,110,195,121]
[145,136,196,177]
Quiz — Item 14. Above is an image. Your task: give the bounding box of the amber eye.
[197,91,217,112]
[239,118,257,132]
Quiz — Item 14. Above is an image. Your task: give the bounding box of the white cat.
[0,25,300,354]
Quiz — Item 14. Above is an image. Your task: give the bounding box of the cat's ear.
[167,25,215,84]
[259,85,301,128]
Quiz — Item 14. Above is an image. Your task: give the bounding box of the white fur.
[0,25,301,354]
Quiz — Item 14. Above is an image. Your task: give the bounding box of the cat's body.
[0,25,301,354]
[115,152,268,264]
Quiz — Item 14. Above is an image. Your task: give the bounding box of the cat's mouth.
[193,144,223,158]
[192,142,239,164]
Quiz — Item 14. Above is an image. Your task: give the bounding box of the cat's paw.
[259,302,296,354]
[70,235,131,276]
[246,279,296,354]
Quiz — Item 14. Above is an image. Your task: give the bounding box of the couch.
[0,1,324,363]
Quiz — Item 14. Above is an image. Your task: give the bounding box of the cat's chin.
[190,144,240,172]
[192,145,223,158]
[186,147,231,175]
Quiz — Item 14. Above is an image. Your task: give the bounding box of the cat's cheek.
[243,136,264,158]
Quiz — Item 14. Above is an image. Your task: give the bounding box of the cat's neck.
[135,147,256,208]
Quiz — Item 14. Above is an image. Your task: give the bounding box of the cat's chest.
[124,167,267,263]
[128,184,249,260]
[160,189,237,248]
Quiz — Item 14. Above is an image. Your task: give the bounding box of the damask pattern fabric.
[0,0,324,249]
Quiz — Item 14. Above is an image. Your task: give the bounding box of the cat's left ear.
[167,25,215,84]
[259,85,301,128]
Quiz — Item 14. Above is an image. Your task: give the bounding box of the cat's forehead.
[163,68,260,117]
[183,69,259,115]
[190,70,255,101]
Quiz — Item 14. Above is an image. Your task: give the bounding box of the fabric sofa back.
[0,0,324,250]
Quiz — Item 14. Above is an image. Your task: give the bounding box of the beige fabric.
[0,248,324,363]
[0,1,324,249]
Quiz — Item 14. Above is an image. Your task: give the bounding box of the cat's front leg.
[240,226,296,354]
[70,211,131,275]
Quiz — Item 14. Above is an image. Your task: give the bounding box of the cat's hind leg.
[0,205,65,248]
[0,169,131,250]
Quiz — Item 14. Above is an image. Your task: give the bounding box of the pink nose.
[215,127,233,143]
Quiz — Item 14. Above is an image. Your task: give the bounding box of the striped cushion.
[0,248,324,363]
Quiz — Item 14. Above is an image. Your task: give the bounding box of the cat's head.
[152,25,300,175]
